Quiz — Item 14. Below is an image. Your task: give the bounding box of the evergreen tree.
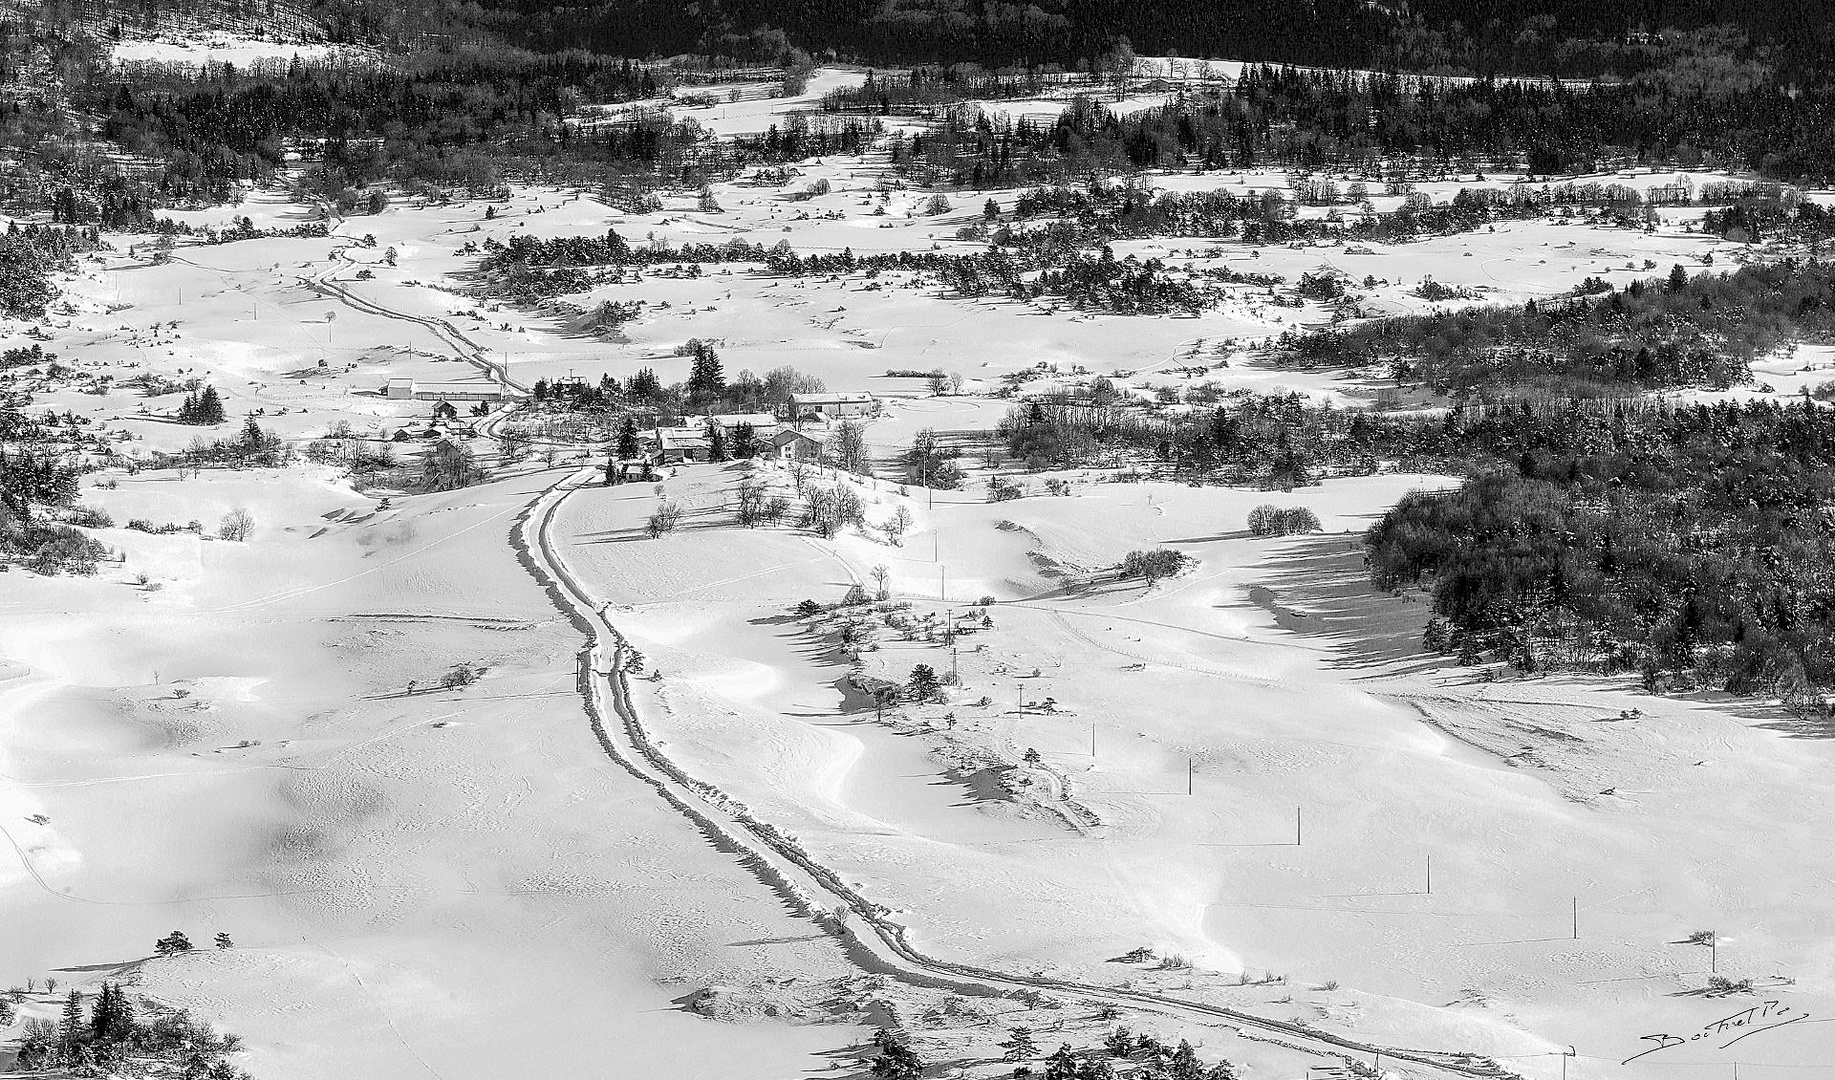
[732,421,758,458]
[1000,1025,1038,1061]
[91,982,133,1039]
[617,416,642,458]
[686,341,725,405]
[155,930,194,956]
[1169,1040,1204,1080]
[1044,1044,1080,1080]
[704,420,730,461]
[198,386,226,424]
[628,367,662,403]
[0,449,79,525]
[214,932,234,950]
[58,990,83,1056]
[869,1030,923,1079]
[907,664,942,702]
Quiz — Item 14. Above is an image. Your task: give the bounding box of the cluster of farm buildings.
[381,376,878,465]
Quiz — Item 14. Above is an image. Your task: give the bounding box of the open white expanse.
[5,92,1834,1078]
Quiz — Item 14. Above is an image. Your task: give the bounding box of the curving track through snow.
[517,467,1512,1080]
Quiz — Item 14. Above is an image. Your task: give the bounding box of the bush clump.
[1120,548,1190,583]
[1247,504,1323,536]
[21,524,109,575]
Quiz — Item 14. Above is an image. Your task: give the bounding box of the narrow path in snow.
[519,467,1510,1080]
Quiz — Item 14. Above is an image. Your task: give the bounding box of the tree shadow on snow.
[1246,531,1451,677]
[1724,698,1835,740]
[52,959,144,976]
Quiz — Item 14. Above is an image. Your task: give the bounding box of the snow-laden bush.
[1247,504,1323,536]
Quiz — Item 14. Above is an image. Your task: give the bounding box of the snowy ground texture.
[3,69,1834,1080]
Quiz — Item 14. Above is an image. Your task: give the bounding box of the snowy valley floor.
[3,165,1834,1079]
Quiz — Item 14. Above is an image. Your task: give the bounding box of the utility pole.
[1711,929,1717,973]
[1017,686,1023,720]
[1187,757,1193,795]
[1296,806,1303,846]
[1426,855,1432,895]
[1091,721,1097,758]
[1573,896,1579,940]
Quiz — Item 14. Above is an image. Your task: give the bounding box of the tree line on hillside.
[10,0,1835,230]
[66,55,879,218]
[1367,397,1835,706]
[823,67,1083,112]
[0,447,111,574]
[91,51,662,205]
[1275,260,1835,399]
[999,392,1402,488]
[282,0,1835,81]
[16,981,251,1077]
[8,0,1835,240]
[531,354,825,418]
[1005,176,1699,248]
[471,227,1240,315]
[0,224,101,320]
[875,66,1835,188]
[1001,383,1835,704]
[1701,193,1835,246]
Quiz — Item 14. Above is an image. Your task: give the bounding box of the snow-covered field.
[5,100,1834,1078]
[109,37,376,70]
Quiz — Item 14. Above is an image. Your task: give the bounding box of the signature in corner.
[1623,1001,1813,1064]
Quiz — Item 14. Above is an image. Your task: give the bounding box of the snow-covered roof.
[791,392,873,404]
[698,412,778,428]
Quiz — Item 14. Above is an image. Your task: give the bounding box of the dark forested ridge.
[12,0,1835,77]
[285,0,1835,80]
[1,0,1832,231]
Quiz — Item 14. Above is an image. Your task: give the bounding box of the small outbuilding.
[770,428,828,462]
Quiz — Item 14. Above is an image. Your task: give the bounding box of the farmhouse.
[697,412,781,438]
[770,428,828,461]
[384,377,513,403]
[656,427,712,464]
[789,392,877,420]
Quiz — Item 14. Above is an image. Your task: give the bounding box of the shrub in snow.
[1247,504,1322,536]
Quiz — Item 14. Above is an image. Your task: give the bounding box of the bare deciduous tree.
[217,508,254,542]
